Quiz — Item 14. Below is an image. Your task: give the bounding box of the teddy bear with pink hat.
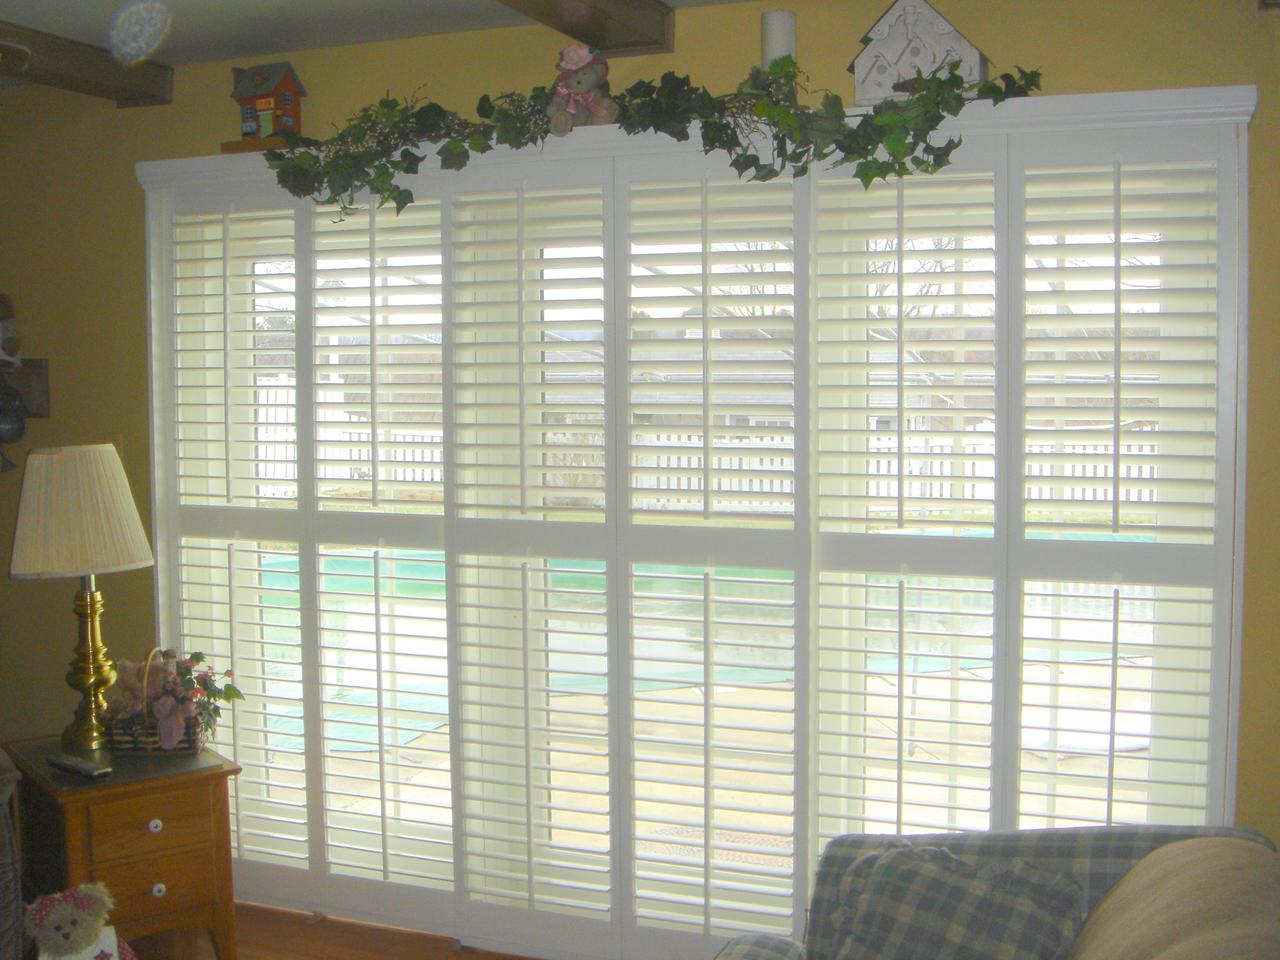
[546,43,620,136]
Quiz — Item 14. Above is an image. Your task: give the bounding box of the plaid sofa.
[716,825,1276,960]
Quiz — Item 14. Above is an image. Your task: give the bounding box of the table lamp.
[10,444,154,752]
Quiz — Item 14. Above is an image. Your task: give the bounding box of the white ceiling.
[0,0,743,66]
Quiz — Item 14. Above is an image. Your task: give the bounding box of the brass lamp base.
[61,574,118,753]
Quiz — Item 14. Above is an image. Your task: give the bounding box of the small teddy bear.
[25,883,138,960]
[546,43,619,136]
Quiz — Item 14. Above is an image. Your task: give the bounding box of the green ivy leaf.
[391,187,415,213]
[413,102,449,138]
[624,79,656,100]
[370,166,394,194]
[766,54,797,77]
[438,139,469,170]
[398,148,423,175]
[700,118,741,155]
[883,129,910,160]
[729,151,760,176]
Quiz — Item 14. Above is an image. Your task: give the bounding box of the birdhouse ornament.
[230,61,306,139]
[850,0,987,105]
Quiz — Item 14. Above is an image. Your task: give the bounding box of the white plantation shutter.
[814,174,996,535]
[815,573,994,842]
[142,87,1252,960]
[313,202,445,513]
[179,538,307,865]
[1019,581,1214,827]
[171,209,297,506]
[452,187,607,520]
[317,546,452,886]
[627,178,796,526]
[1023,163,1219,542]
[456,557,611,925]
[630,564,796,935]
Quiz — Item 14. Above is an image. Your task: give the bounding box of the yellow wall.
[0,0,1275,841]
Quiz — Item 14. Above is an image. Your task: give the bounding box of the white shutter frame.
[139,84,1256,958]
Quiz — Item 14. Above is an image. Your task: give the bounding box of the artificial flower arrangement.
[104,649,243,751]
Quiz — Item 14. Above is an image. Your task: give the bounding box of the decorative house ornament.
[850,0,987,106]
[230,61,306,139]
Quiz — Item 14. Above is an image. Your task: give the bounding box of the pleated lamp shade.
[11,444,154,579]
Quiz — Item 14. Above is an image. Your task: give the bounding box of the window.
[140,85,1253,960]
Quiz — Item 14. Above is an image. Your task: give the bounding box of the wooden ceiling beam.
[0,19,171,107]
[496,0,674,57]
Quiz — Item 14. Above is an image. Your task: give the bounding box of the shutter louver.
[172,210,297,506]
[1019,581,1213,827]
[627,180,796,526]
[815,175,996,535]
[318,546,452,887]
[1023,164,1219,543]
[631,564,795,935]
[179,538,307,865]
[815,572,994,843]
[314,203,444,513]
[458,556,611,918]
[453,188,607,521]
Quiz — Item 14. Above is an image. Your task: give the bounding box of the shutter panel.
[452,188,607,521]
[814,174,996,535]
[1019,581,1213,827]
[457,556,611,918]
[631,564,795,935]
[179,538,306,865]
[627,179,796,526]
[1023,163,1219,543]
[815,572,994,843]
[172,210,297,506]
[318,546,452,887]
[314,203,445,513]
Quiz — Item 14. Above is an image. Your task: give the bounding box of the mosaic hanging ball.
[110,1,172,65]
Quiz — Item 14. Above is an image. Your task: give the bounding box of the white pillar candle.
[761,10,797,66]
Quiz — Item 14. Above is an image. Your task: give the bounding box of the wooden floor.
[132,904,533,960]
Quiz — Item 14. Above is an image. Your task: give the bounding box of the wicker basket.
[105,648,207,753]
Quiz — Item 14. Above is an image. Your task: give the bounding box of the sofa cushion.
[1067,836,1280,960]
[833,846,1085,960]
[809,826,1275,959]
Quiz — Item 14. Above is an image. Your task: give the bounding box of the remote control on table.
[47,752,113,779]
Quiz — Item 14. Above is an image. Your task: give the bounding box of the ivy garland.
[265,58,1040,217]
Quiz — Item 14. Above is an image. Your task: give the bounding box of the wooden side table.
[4,737,240,960]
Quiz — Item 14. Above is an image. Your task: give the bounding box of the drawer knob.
[152,882,167,898]
[148,818,164,834]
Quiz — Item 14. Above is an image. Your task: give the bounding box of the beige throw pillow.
[1068,837,1280,960]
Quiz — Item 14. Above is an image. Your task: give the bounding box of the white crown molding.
[936,84,1257,135]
